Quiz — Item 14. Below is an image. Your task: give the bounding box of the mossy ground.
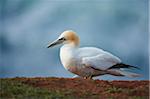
[0,79,74,99]
[0,77,149,99]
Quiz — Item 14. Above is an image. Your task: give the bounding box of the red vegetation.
[12,77,149,98]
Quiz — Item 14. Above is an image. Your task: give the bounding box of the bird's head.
[47,30,79,48]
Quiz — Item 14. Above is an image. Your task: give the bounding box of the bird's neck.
[63,43,79,48]
[60,44,78,69]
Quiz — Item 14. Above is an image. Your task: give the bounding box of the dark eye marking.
[59,37,66,41]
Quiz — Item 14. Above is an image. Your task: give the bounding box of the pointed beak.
[47,39,63,48]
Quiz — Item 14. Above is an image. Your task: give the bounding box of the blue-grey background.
[0,0,149,80]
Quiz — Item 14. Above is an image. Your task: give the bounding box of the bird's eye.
[59,37,66,41]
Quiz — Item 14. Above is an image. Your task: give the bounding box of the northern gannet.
[47,30,140,79]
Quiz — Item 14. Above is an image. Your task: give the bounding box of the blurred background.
[0,0,149,80]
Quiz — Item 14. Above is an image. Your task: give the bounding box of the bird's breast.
[60,46,80,70]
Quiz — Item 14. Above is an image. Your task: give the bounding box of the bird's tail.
[117,70,141,77]
[107,69,141,78]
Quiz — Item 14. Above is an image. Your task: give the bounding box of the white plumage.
[81,47,121,70]
[47,30,140,79]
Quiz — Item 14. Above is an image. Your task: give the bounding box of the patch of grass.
[0,79,74,99]
[106,86,123,93]
[130,96,149,99]
[0,78,149,99]
[0,79,100,99]
[106,87,149,99]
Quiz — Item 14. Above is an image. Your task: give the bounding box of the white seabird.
[47,30,140,79]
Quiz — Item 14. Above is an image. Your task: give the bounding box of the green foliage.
[0,79,73,99]
[0,79,99,99]
[0,78,149,99]
[106,87,123,93]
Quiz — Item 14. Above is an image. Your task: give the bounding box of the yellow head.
[47,30,80,48]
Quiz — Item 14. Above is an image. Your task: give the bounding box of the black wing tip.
[121,63,141,70]
[109,63,141,70]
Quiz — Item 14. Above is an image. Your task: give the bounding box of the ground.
[0,77,149,99]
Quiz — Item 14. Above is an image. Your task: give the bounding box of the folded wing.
[82,52,121,70]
